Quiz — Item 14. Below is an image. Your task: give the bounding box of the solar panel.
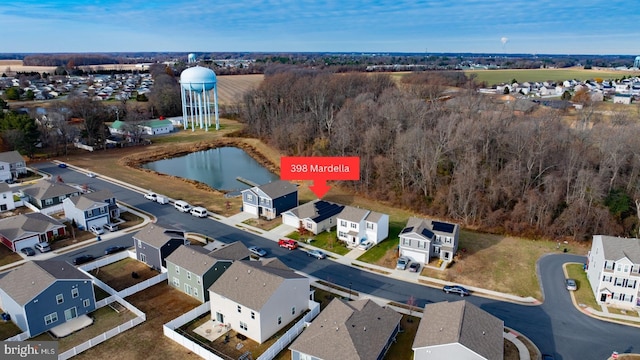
[401,226,413,234]
[432,221,455,234]
[421,228,435,239]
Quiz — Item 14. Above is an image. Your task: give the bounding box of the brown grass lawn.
[384,315,420,360]
[73,283,203,360]
[0,312,23,340]
[0,243,23,267]
[90,258,159,291]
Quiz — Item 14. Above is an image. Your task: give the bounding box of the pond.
[141,147,279,192]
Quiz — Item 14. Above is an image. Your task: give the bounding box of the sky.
[2,0,639,55]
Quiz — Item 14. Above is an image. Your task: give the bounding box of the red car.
[278,239,298,250]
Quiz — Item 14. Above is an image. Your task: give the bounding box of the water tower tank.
[180,66,217,92]
[188,53,197,63]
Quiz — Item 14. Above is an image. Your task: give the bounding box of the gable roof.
[144,119,172,128]
[207,241,251,261]
[400,217,458,240]
[287,200,345,223]
[22,180,80,200]
[0,260,90,306]
[0,213,65,241]
[133,223,185,248]
[255,180,297,199]
[208,259,306,311]
[0,150,24,164]
[598,235,640,263]
[165,245,219,275]
[290,298,401,360]
[339,206,370,223]
[413,300,503,360]
[82,189,114,202]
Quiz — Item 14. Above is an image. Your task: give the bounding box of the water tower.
[179,66,219,131]
[634,56,640,69]
[188,53,197,64]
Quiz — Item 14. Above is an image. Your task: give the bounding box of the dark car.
[58,163,68,168]
[73,255,95,265]
[408,262,421,273]
[20,247,35,256]
[443,285,471,297]
[105,246,127,255]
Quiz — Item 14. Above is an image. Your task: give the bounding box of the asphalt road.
[34,162,640,360]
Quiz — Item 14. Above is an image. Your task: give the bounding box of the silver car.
[565,278,577,291]
[396,256,410,270]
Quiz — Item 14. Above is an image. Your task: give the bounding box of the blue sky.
[2,0,638,54]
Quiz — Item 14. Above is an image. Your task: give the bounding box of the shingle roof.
[401,217,458,240]
[165,245,219,275]
[0,150,24,164]
[82,189,114,203]
[288,200,344,223]
[207,241,251,261]
[0,213,65,241]
[22,180,80,200]
[133,223,184,248]
[413,300,503,360]
[339,206,369,223]
[67,195,105,211]
[257,180,297,199]
[290,298,401,360]
[0,260,90,306]
[0,182,10,193]
[599,235,640,264]
[208,259,306,311]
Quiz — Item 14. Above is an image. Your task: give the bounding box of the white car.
[86,172,96,178]
[144,192,157,201]
[190,207,208,218]
[35,242,51,253]
[358,241,373,250]
[89,224,105,235]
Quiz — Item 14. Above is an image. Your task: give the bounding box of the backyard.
[90,257,159,291]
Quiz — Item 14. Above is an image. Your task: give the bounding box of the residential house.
[62,189,119,230]
[586,235,640,308]
[0,260,96,337]
[133,224,187,271]
[241,180,298,220]
[336,206,389,247]
[165,241,250,302]
[0,213,66,252]
[21,180,81,210]
[281,200,344,235]
[141,119,174,135]
[398,217,460,264]
[412,300,504,360]
[208,258,310,344]
[289,298,401,360]
[0,150,27,182]
[0,182,15,212]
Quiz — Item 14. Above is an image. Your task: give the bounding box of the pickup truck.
[278,239,298,250]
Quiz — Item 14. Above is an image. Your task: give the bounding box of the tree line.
[241,70,640,240]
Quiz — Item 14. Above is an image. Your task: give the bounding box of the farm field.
[466,67,640,86]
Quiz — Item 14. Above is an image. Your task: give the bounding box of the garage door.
[282,213,300,228]
[400,249,427,264]
[15,236,40,252]
[243,204,258,216]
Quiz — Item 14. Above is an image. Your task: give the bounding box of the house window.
[44,313,58,325]
[277,316,282,325]
[291,307,295,315]
[240,321,248,330]
[402,238,410,246]
[71,288,79,298]
[237,305,241,313]
[350,223,357,229]
[624,265,629,273]
[184,284,192,295]
[83,299,91,307]
[194,288,198,297]
[246,194,254,202]
[339,231,346,238]
[614,278,624,287]
[305,222,312,230]
[186,271,191,280]
[366,222,374,230]
[251,311,255,319]
[340,220,347,227]
[58,195,66,202]
[196,276,201,284]
[56,294,64,304]
[44,199,53,206]
[137,239,142,248]
[175,267,180,274]
[140,253,147,263]
[617,264,622,271]
[172,277,180,287]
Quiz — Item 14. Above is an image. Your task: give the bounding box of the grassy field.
[466,67,640,86]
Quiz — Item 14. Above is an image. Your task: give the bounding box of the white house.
[399,217,460,264]
[62,189,118,230]
[336,206,389,247]
[208,258,310,344]
[0,182,15,212]
[141,119,174,135]
[0,150,27,182]
[586,235,640,308]
[281,200,344,235]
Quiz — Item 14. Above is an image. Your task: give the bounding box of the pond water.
[141,147,279,192]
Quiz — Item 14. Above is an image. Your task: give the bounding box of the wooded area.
[241,70,640,240]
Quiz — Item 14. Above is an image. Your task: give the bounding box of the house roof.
[0,260,90,306]
[290,298,401,360]
[288,200,344,223]
[133,223,184,248]
[598,235,640,264]
[110,120,126,130]
[82,189,114,203]
[22,180,80,200]
[339,206,370,223]
[0,213,65,241]
[255,180,297,199]
[208,259,306,312]
[207,241,251,261]
[144,119,172,128]
[0,150,24,164]
[66,195,105,211]
[166,245,220,275]
[413,300,503,360]
[0,182,10,193]
[401,217,458,240]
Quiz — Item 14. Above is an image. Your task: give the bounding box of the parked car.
[396,256,410,270]
[565,278,578,291]
[34,242,51,253]
[307,249,326,259]
[86,172,96,178]
[443,285,471,297]
[248,246,267,257]
[103,223,119,232]
[73,254,95,265]
[408,262,421,273]
[278,239,298,250]
[105,246,127,255]
[542,354,555,360]
[20,247,35,256]
[58,163,68,168]
[358,241,373,250]
[190,206,208,218]
[144,192,157,201]
[4,178,15,184]
[174,200,191,213]
[89,224,105,236]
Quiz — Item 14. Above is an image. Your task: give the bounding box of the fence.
[5,331,30,342]
[256,300,320,360]
[79,250,130,272]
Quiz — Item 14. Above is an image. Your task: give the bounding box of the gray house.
[281,200,345,234]
[0,150,27,182]
[0,260,96,337]
[398,217,460,264]
[290,298,401,360]
[133,223,187,271]
[165,241,250,302]
[22,180,81,209]
[412,300,504,360]
[241,180,298,220]
[62,189,119,230]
